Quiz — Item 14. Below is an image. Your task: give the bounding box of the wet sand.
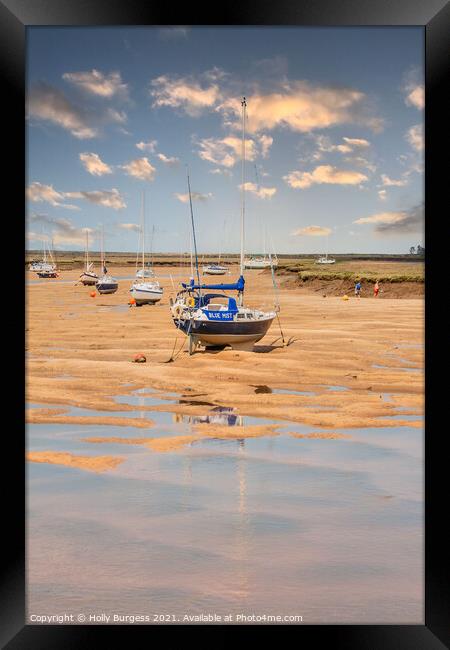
[26,265,424,433]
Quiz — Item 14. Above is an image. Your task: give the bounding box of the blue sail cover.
[181,275,245,292]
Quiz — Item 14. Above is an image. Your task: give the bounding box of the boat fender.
[188,297,195,307]
[173,304,182,319]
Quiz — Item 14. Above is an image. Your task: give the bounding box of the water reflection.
[174,407,243,427]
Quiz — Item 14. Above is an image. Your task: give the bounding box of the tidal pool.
[26,389,423,624]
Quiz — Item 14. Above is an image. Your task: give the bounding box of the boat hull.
[173,315,274,349]
[202,266,227,275]
[80,272,98,285]
[96,282,118,294]
[130,286,162,304]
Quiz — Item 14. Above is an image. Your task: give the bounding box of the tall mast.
[240,97,246,279]
[141,191,145,272]
[187,169,201,291]
[86,230,89,270]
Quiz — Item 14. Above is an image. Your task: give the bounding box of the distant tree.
[416,244,425,255]
[409,246,416,255]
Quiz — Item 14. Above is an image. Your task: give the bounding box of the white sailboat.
[96,225,118,294]
[130,193,163,305]
[316,233,335,264]
[170,97,276,353]
[244,228,278,269]
[203,221,228,275]
[79,230,98,285]
[30,233,57,274]
[36,237,58,277]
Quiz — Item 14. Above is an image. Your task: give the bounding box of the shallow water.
[27,387,424,624]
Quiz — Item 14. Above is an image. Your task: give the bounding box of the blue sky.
[26,26,424,254]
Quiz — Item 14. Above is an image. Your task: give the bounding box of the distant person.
[374,280,380,297]
[355,280,362,299]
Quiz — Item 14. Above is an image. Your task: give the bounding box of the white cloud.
[405,85,424,110]
[406,124,424,152]
[29,214,98,246]
[150,72,221,116]
[62,69,129,99]
[118,223,141,232]
[27,82,128,139]
[197,136,258,168]
[136,139,158,152]
[342,137,370,148]
[79,152,112,176]
[217,82,383,134]
[209,167,232,177]
[175,192,212,203]
[354,204,423,234]
[259,134,273,158]
[26,182,79,210]
[121,157,156,181]
[239,182,276,199]
[65,188,126,209]
[292,225,332,236]
[380,174,408,187]
[157,153,180,166]
[27,82,98,139]
[283,165,368,189]
[378,189,387,201]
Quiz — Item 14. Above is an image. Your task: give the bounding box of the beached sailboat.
[203,221,228,275]
[30,234,57,275]
[244,229,278,269]
[170,97,276,353]
[316,234,335,264]
[96,225,118,294]
[130,193,163,305]
[79,230,98,285]
[36,238,58,277]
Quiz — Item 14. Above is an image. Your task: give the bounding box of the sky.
[26,26,424,255]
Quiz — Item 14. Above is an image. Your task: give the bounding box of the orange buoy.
[90,291,96,298]
[129,298,136,305]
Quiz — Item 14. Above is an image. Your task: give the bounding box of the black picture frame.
[4,0,448,647]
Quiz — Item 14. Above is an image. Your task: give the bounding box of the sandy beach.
[26,265,424,442]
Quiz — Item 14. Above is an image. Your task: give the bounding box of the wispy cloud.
[63,69,129,100]
[380,173,408,187]
[402,68,424,110]
[26,182,79,210]
[284,165,368,189]
[121,157,156,181]
[136,139,158,152]
[79,152,112,176]
[174,191,212,203]
[354,203,423,234]
[117,223,141,232]
[29,213,98,246]
[150,70,222,117]
[405,124,424,151]
[239,182,276,199]
[292,225,332,236]
[378,189,387,201]
[27,82,128,139]
[157,153,180,167]
[27,82,98,139]
[197,135,258,168]
[65,188,126,209]
[312,135,371,160]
